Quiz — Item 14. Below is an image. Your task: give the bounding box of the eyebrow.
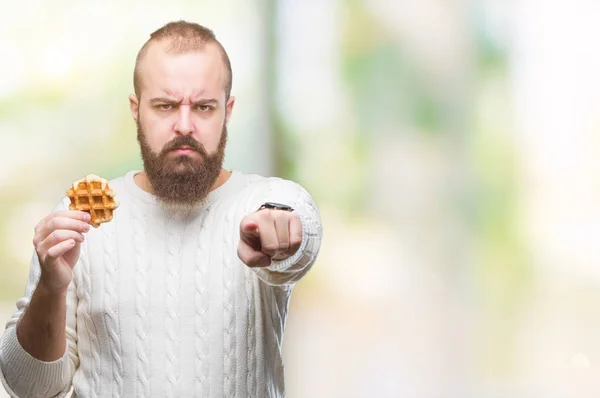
[149,97,180,105]
[148,97,219,106]
[192,98,218,106]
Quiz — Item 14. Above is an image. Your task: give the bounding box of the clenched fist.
[238,208,302,267]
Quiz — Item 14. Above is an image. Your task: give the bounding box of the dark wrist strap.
[258,202,294,212]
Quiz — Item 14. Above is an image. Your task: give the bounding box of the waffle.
[66,174,119,228]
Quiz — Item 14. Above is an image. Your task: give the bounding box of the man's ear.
[129,94,140,122]
[225,96,235,126]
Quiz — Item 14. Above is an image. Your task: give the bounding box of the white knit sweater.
[0,170,322,398]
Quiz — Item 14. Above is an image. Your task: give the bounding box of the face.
[129,41,235,206]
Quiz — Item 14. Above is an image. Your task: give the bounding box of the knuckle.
[262,243,279,253]
[279,239,290,248]
[33,244,41,258]
[290,238,302,249]
[271,211,285,221]
[258,209,272,219]
[49,230,61,244]
[34,219,46,235]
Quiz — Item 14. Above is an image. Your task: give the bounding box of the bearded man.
[0,20,322,398]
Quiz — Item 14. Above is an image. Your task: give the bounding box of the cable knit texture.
[194,206,211,398]
[76,244,101,398]
[102,222,124,398]
[133,200,150,397]
[165,210,185,398]
[0,170,322,398]
[222,202,237,397]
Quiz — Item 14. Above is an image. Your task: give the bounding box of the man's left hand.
[238,209,302,267]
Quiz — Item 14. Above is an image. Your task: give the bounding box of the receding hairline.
[133,21,233,100]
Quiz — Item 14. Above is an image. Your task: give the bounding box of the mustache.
[160,135,207,156]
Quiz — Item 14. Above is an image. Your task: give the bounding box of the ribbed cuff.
[1,326,70,393]
[267,214,311,272]
[254,214,321,286]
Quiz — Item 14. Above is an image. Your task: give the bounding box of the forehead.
[138,41,226,100]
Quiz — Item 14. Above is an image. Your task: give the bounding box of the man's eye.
[158,104,173,111]
[197,105,212,111]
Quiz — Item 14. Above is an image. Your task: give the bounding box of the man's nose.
[174,106,194,135]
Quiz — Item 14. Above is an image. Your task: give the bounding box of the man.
[0,20,322,398]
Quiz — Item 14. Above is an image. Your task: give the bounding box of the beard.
[136,120,227,208]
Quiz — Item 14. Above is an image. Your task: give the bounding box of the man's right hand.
[33,210,91,294]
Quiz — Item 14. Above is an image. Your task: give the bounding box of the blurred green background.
[2,0,600,397]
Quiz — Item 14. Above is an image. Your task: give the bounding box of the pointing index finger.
[241,220,260,236]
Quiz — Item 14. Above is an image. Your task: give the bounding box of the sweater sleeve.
[0,198,79,398]
[248,178,323,286]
